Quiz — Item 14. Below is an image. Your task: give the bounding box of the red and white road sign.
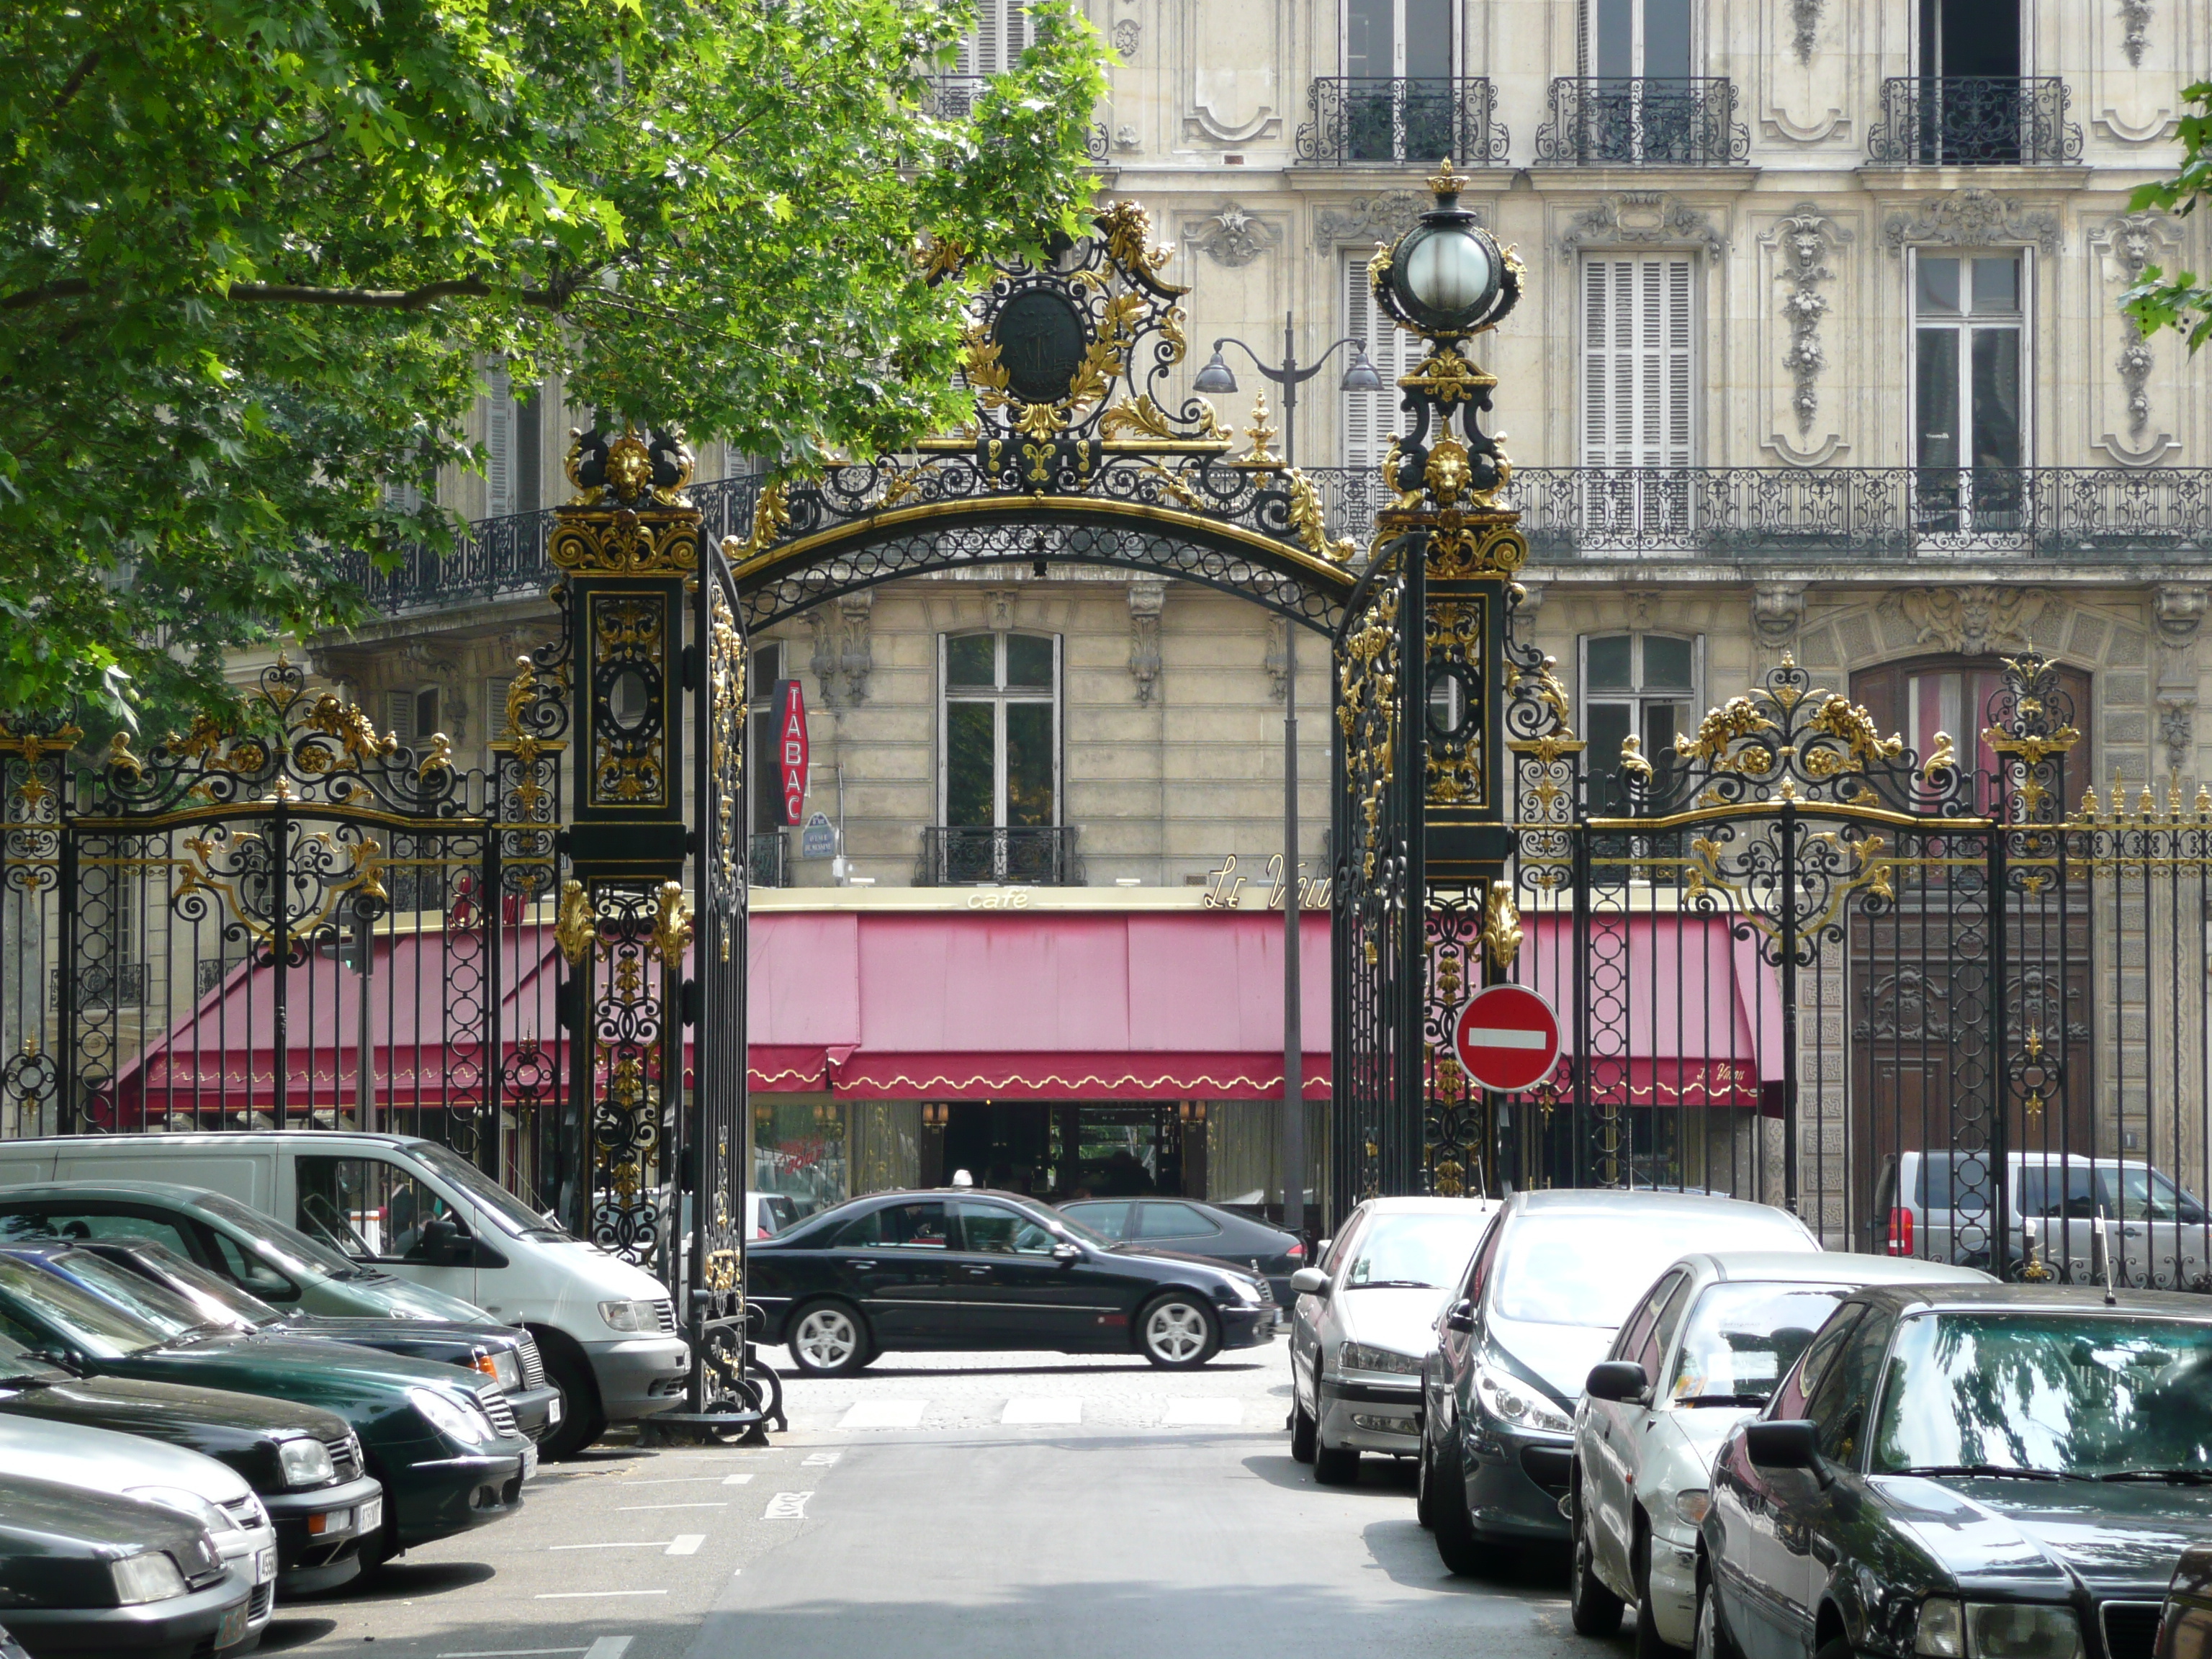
[1454,984,1562,1093]
[777,680,809,826]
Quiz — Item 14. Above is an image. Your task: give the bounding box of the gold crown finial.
[1242,390,1282,468]
[1427,157,1470,197]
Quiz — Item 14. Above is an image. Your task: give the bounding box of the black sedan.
[1057,1198,1303,1308]
[1700,1284,2212,1659]
[0,1474,246,1659]
[748,1187,1276,1375]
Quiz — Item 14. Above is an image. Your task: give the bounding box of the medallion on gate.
[991,289,1088,406]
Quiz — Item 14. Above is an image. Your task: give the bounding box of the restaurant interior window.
[1583,633,1699,809]
[1912,253,2026,533]
[940,632,1060,834]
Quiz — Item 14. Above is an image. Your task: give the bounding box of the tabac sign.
[776,680,809,826]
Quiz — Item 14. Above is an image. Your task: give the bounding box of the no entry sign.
[1454,984,1562,1093]
[776,680,809,826]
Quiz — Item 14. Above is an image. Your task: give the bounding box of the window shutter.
[485,365,515,517]
[1004,1,1029,64]
[974,1,1001,73]
[1580,256,1695,469]
[487,675,516,742]
[383,691,414,745]
[1343,257,1408,471]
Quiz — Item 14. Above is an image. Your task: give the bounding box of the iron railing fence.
[1867,76,2082,166]
[1533,77,1750,166]
[1295,77,1510,166]
[917,825,1082,887]
[922,76,1109,158]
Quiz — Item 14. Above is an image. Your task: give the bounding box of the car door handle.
[847,1259,877,1270]
[963,1264,992,1277]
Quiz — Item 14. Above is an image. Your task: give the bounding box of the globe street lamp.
[1190,313,1385,469]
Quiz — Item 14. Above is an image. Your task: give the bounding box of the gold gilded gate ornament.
[550,426,701,575]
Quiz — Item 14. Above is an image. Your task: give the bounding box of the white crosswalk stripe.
[838,1398,926,1429]
[764,1491,813,1519]
[665,1534,705,1556]
[1002,1395,1083,1425]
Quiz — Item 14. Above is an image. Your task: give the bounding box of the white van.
[0,1132,689,1456]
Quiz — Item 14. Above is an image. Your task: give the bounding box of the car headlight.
[1966,1604,2082,1659]
[1226,1278,1263,1305]
[1916,1599,1966,1658]
[410,1385,498,1447]
[277,1435,336,1488]
[110,1551,189,1605]
[1673,1489,1711,1527]
[599,1298,658,1333]
[126,1487,233,1536]
[469,1348,523,1390]
[1473,1359,1575,1434]
[1338,1341,1424,1377]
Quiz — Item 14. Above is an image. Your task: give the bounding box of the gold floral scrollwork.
[1402,347,1495,404]
[727,479,792,564]
[415,732,454,781]
[504,659,538,737]
[555,880,596,966]
[1286,471,1356,564]
[106,730,144,780]
[1483,885,1523,976]
[1678,697,1779,769]
[1802,695,1904,776]
[1095,201,1187,295]
[301,695,397,771]
[1619,733,1656,781]
[1920,731,1958,781]
[652,880,695,971]
[1099,395,1178,441]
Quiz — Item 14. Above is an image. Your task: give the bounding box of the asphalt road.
[255,1339,1624,1659]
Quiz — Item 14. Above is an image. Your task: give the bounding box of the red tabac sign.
[777,680,809,826]
[1453,984,1563,1093]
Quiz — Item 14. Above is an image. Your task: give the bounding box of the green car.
[0,1247,529,1567]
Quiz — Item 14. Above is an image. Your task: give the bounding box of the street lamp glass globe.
[1403,230,1493,320]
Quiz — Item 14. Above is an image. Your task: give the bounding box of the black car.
[0,1328,382,1596]
[65,1236,561,1442]
[1057,1197,1303,1308]
[1699,1284,2212,1659]
[0,1473,248,1659]
[749,1188,1276,1375]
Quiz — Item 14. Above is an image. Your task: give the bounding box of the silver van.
[1874,1148,2212,1287]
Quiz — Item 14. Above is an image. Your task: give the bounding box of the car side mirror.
[1745,1419,1827,1484]
[1052,1241,1083,1264]
[418,1215,475,1268]
[1443,1298,1476,1334]
[31,1347,81,1375]
[1586,1360,1652,1404]
[1289,1267,1330,1298]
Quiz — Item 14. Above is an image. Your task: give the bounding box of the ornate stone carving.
[1752,582,1809,649]
[2160,700,2195,774]
[2155,584,2207,648]
[1558,192,1727,262]
[2119,0,2151,66]
[2095,213,2182,455]
[1879,586,2051,657]
[1311,191,1457,254]
[806,590,874,709]
[1791,0,1822,62]
[2154,588,2203,775]
[1128,579,1166,704]
[1183,204,1280,269]
[1770,206,1850,440]
[1113,123,1141,153]
[1882,189,2061,258]
[1112,19,1139,55]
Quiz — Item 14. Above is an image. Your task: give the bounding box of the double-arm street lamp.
[1192,316,1385,1243]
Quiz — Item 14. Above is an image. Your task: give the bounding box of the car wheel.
[539,1344,608,1461]
[1570,1490,1626,1637]
[1290,1395,1318,1464]
[1693,1572,1738,1659]
[1415,1424,1438,1529]
[1634,1525,1681,1657]
[786,1300,873,1377]
[1138,1293,1219,1369]
[1813,1640,1860,1659]
[1429,1424,1493,1576]
[1313,1421,1359,1486]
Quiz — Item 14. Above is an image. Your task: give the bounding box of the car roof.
[1687,1249,1992,1286]
[0,1179,233,1209]
[1354,1195,1502,1215]
[1848,1282,2212,1315]
[4,1130,430,1151]
[1513,1188,1805,1225]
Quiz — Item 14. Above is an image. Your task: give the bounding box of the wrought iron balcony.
[917,825,1082,887]
[1295,77,1509,166]
[1308,467,2212,563]
[1533,78,1749,166]
[53,962,145,1010]
[750,832,789,890]
[1867,76,2082,166]
[924,75,1108,161]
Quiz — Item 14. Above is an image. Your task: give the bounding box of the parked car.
[2156,1542,2212,1659]
[1699,1283,2212,1659]
[0,1247,528,1568]
[1566,1250,1993,1657]
[1060,1197,1306,1309]
[57,1234,561,1442]
[0,1133,692,1457]
[0,1328,381,1596]
[0,1473,246,1659]
[1421,1189,1819,1574]
[1875,1148,2212,1286]
[748,1187,1274,1374]
[0,1415,277,1646]
[750,1193,799,1240]
[1285,1195,1500,1483]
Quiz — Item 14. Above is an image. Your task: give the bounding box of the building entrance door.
[936,1103,1189,1201]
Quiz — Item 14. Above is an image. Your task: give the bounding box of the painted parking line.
[666,1534,705,1556]
[548,1541,678,1552]
[838,1399,926,1429]
[721,1472,756,1485]
[764,1491,813,1519]
[1162,1398,1243,1426]
[613,1475,732,1486]
[616,1501,729,1511]
[1002,1396,1083,1425]
[441,1642,632,1658]
[801,1451,841,1466]
[534,1590,669,1601]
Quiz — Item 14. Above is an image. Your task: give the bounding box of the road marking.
[1163,1398,1242,1426]
[839,1399,925,1429]
[721,1472,755,1485]
[585,1643,636,1659]
[764,1491,812,1519]
[801,1451,841,1466]
[440,1649,600,1658]
[615,1475,732,1485]
[534,1590,668,1600]
[616,1501,729,1511]
[1002,1395,1083,1425]
[665,1534,705,1556]
[548,1542,674,1551]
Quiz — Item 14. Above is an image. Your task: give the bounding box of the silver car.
[1288,1195,1500,1484]
[1567,1250,1991,1655]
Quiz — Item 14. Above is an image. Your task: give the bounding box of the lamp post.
[1191,318,1383,1242]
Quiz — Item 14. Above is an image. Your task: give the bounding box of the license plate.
[358,1495,383,1537]
[547,1395,563,1426]
[217,1598,250,1650]
[255,1545,277,1585]
[521,1444,538,1480]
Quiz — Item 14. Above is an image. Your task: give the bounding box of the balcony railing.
[1533,78,1749,166]
[1310,467,2212,562]
[923,76,1109,161]
[750,832,789,890]
[1295,77,1509,166]
[1867,76,2082,166]
[917,826,1082,887]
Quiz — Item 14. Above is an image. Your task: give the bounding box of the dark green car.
[0,1247,529,1566]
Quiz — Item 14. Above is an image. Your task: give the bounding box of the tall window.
[1344,257,1416,472]
[484,368,540,518]
[1344,0,1452,77]
[747,642,786,839]
[1911,253,2025,532]
[1341,0,1456,160]
[1918,0,2020,80]
[956,0,1029,75]
[383,687,441,750]
[1581,257,1696,470]
[1853,657,2086,817]
[1588,0,1691,78]
[941,633,1059,830]
[1582,634,1699,806]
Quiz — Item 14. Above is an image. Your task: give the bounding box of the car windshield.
[0,1329,69,1385]
[1669,1283,1847,1406]
[45,1251,219,1340]
[1874,1311,2212,1478]
[110,1243,281,1330]
[1493,1210,1807,1328]
[413,1143,567,1238]
[0,1255,172,1359]
[1339,1211,1491,1291]
[1053,1210,1116,1249]
[192,1192,362,1281]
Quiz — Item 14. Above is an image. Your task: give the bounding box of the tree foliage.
[0,0,1106,727]
[2123,80,2212,354]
